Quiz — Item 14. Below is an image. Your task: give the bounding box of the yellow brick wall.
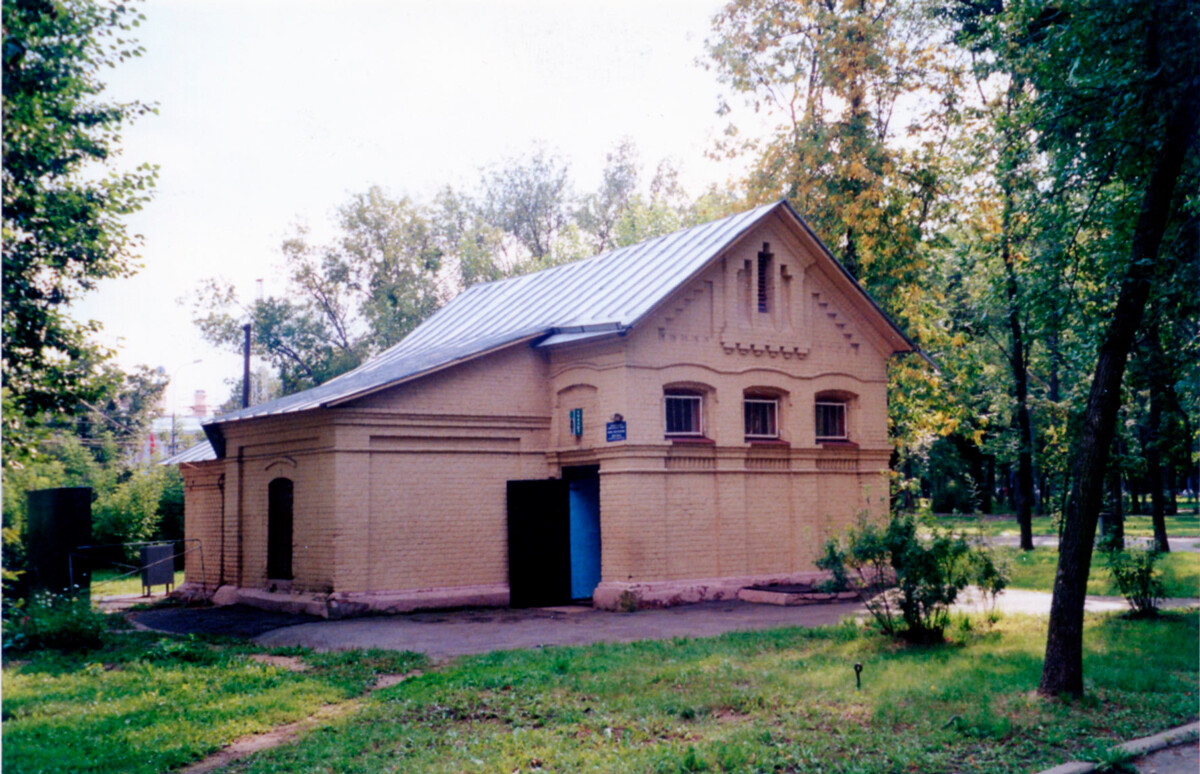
[181,460,224,590]
[544,209,896,585]
[184,210,899,599]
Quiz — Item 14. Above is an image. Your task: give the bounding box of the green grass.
[89,568,186,597]
[1122,513,1200,539]
[221,613,1198,774]
[997,546,1200,598]
[2,631,426,774]
[5,613,1197,773]
[934,512,1200,539]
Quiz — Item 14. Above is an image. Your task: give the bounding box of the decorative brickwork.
[177,208,904,615]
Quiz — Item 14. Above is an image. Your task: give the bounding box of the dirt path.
[176,670,418,774]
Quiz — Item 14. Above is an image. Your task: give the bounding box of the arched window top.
[663,380,714,396]
[744,385,789,400]
[815,389,857,403]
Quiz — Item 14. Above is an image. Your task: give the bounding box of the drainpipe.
[242,324,252,409]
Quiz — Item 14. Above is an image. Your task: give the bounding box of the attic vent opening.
[757,243,773,313]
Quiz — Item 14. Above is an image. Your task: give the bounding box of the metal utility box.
[26,487,92,595]
[140,543,175,596]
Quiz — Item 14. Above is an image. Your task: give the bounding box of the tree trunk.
[1146,334,1172,552]
[1039,84,1195,698]
[984,454,995,515]
[1105,451,1125,550]
[1000,81,1037,552]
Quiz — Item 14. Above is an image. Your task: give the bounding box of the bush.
[1101,539,1164,616]
[818,512,1006,643]
[3,590,107,652]
[93,467,171,562]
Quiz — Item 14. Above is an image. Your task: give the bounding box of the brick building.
[170,201,920,617]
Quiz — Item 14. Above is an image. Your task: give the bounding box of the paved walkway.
[252,599,864,659]
[980,535,1200,552]
[1135,739,1199,774]
[245,589,1199,658]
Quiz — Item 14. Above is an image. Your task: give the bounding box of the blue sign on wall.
[605,420,627,442]
[569,408,583,437]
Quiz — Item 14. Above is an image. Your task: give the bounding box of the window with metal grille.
[744,398,778,439]
[815,401,847,440]
[665,393,702,436]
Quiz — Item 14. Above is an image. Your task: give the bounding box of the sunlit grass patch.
[230,612,1197,774]
[1,631,425,774]
[89,567,185,597]
[996,545,1200,598]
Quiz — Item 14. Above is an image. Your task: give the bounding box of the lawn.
[935,512,1200,540]
[995,546,1200,599]
[2,631,425,774]
[4,608,1197,774]
[210,612,1198,774]
[89,568,186,598]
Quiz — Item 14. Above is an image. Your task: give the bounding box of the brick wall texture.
[181,210,897,604]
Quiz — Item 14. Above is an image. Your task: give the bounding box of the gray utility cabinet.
[140,543,175,596]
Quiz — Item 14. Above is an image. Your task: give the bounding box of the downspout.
[218,473,226,587]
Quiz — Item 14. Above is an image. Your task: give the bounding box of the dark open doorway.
[267,478,293,580]
[506,466,602,608]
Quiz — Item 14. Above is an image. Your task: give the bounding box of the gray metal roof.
[210,201,778,426]
[191,200,917,461]
[158,440,215,466]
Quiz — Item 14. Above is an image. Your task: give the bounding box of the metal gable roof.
[196,199,918,460]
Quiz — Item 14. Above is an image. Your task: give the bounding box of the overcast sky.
[73,0,755,413]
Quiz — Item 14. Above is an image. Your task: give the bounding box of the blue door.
[567,473,601,600]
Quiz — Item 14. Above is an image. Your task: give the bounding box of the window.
[815,401,847,441]
[665,393,702,436]
[757,243,772,313]
[744,398,778,439]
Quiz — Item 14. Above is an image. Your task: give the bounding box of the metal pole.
[242,323,252,409]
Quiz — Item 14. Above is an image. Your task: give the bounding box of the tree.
[706,0,971,508]
[194,187,446,396]
[1010,0,1198,697]
[705,0,957,313]
[2,0,157,461]
[576,139,640,253]
[480,146,575,266]
[194,145,732,401]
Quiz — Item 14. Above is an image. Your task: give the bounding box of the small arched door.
[267,478,293,580]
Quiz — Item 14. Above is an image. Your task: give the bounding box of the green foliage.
[818,512,1005,642]
[194,141,738,399]
[1,0,157,460]
[92,465,173,560]
[3,590,106,652]
[1101,540,1165,616]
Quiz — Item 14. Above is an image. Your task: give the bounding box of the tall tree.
[1022,0,1199,697]
[706,0,957,313]
[481,146,575,265]
[2,0,157,462]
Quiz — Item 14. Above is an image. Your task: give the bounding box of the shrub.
[93,467,171,562]
[1101,538,1164,616]
[818,512,1005,643]
[3,590,107,652]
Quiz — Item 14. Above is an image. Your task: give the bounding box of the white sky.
[74,0,752,413]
